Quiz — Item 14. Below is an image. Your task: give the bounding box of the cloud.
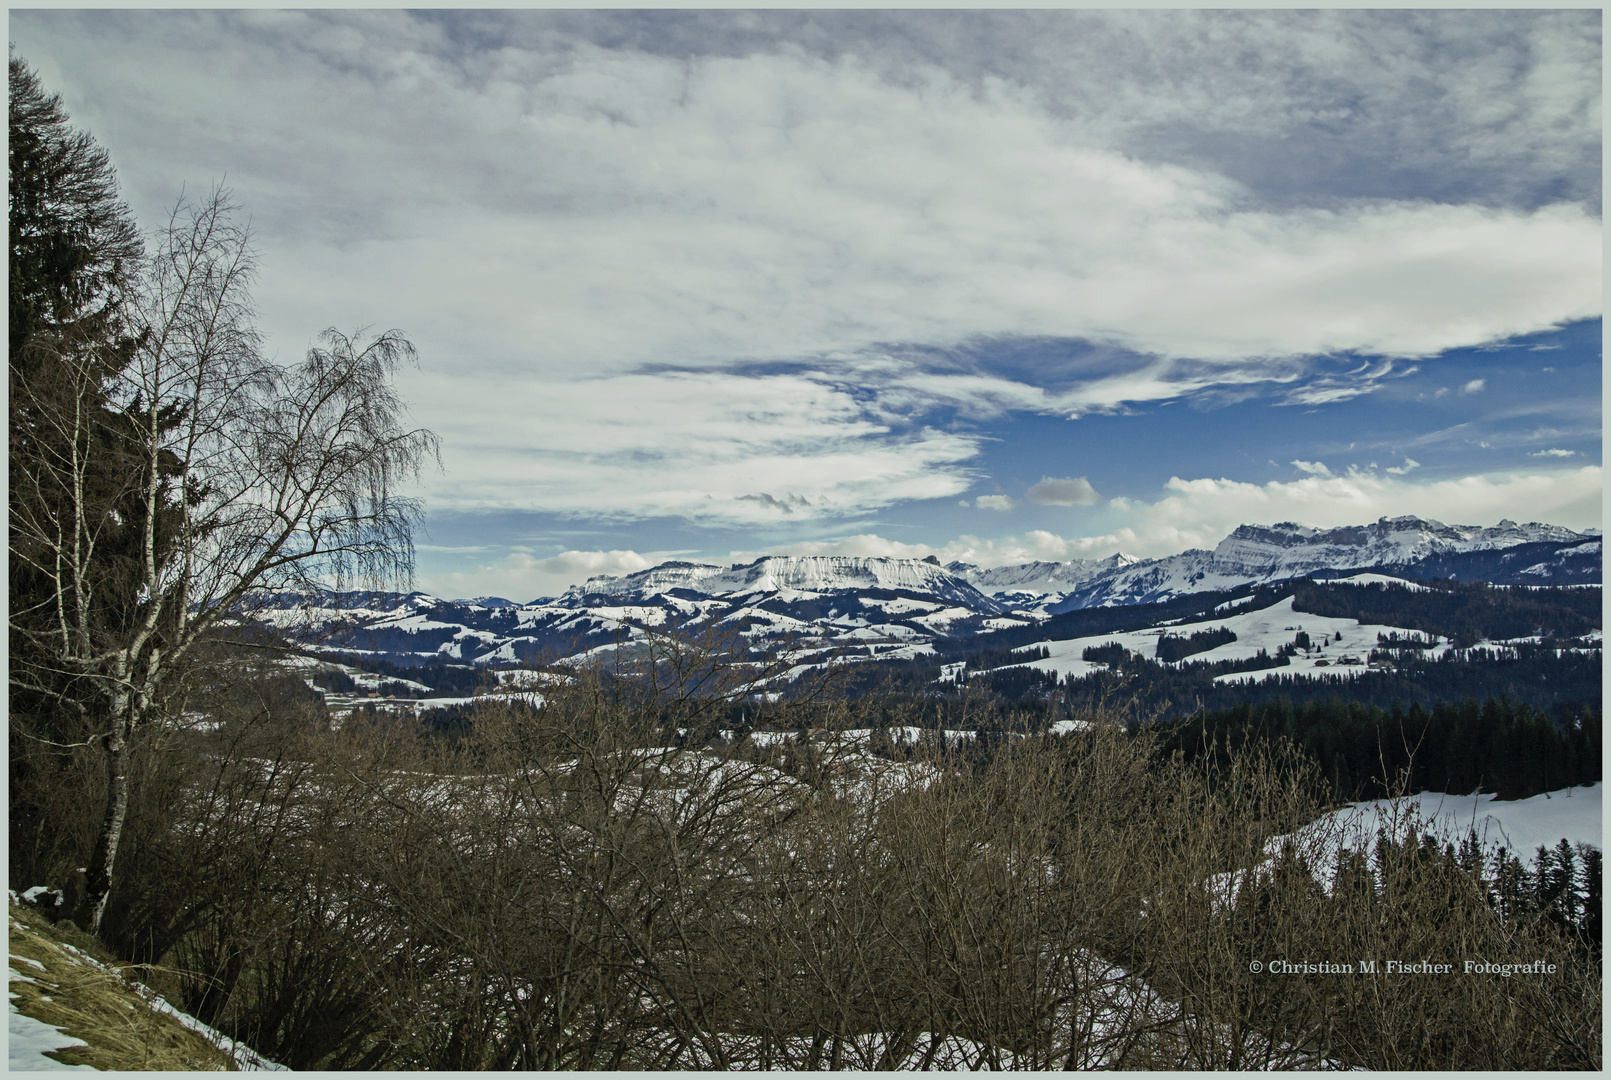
[1530,448,1578,457]
[415,369,981,522]
[1117,465,1602,557]
[974,494,1019,511]
[1290,460,1333,477]
[15,10,1600,540]
[425,547,656,602]
[18,15,1599,393]
[736,493,816,515]
[531,549,656,579]
[1026,476,1101,506]
[1462,378,1487,394]
[1384,457,1420,475]
[881,465,1604,569]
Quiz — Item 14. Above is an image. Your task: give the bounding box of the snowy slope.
[1221,785,1601,902]
[569,555,1001,610]
[1006,593,1447,684]
[949,554,1141,596]
[8,1002,94,1071]
[1050,517,1599,611]
[1335,785,1601,856]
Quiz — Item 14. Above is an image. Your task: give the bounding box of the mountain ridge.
[240,516,1600,669]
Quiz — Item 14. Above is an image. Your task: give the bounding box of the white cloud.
[1025,476,1101,506]
[425,548,656,602]
[1115,465,1603,556]
[975,495,1019,511]
[1290,460,1333,477]
[14,11,1600,538]
[804,465,1605,571]
[414,369,980,522]
[423,461,1603,595]
[1530,448,1578,457]
[1462,378,1487,394]
[20,17,1600,399]
[1384,457,1420,475]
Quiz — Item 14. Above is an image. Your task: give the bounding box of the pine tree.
[8,52,141,368]
[8,52,152,888]
[1578,845,1601,945]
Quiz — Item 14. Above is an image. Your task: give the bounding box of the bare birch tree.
[9,187,438,931]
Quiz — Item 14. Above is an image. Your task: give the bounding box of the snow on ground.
[1006,595,1446,685]
[1324,784,1601,858]
[909,606,986,631]
[8,899,284,1071]
[1048,719,1093,736]
[857,595,942,616]
[746,727,976,749]
[1324,572,1431,592]
[8,992,95,1071]
[1215,785,1604,902]
[403,692,546,712]
[978,616,1035,630]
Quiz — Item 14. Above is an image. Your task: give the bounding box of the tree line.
[1158,695,1600,803]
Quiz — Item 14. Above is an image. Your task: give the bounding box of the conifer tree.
[8,51,151,886]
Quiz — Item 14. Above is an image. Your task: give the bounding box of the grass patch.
[9,900,237,1071]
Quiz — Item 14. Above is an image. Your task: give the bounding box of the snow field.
[1320,784,1600,861]
[1003,594,1449,686]
[1211,784,1601,905]
[9,1000,95,1072]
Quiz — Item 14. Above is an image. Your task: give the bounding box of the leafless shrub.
[64,638,1599,1071]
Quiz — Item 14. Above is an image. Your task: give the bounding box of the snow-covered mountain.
[1206,517,1590,575]
[253,555,1025,669]
[242,517,1598,669]
[567,555,1002,611]
[947,553,1142,595]
[1047,517,1599,611]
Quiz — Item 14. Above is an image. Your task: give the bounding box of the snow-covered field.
[1207,784,1601,907]
[1006,593,1445,684]
[1322,784,1601,858]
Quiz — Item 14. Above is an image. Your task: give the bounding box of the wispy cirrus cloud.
[415,368,980,523]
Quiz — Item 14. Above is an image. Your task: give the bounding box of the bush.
[27,633,1603,1069]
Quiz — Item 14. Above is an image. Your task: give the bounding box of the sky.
[11,9,1603,602]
